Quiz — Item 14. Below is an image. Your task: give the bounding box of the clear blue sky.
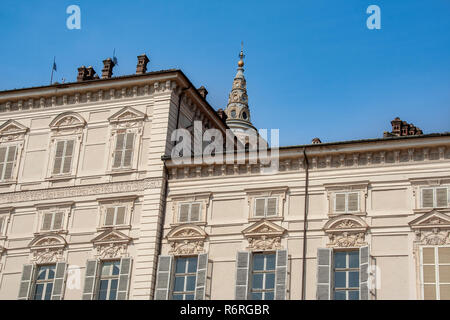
[0,0,449,146]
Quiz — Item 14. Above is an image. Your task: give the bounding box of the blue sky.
[0,0,449,146]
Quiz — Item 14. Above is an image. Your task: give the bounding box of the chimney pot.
[102,58,115,79]
[311,137,322,144]
[77,66,87,82]
[136,54,150,74]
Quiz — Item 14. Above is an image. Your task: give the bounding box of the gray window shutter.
[267,198,278,216]
[123,133,134,167]
[436,188,448,208]
[104,207,115,226]
[155,255,173,300]
[117,257,132,300]
[53,141,65,174]
[316,248,332,300]
[179,204,190,223]
[51,262,67,300]
[235,251,250,300]
[82,259,99,300]
[41,212,53,231]
[190,203,201,222]
[53,212,64,230]
[335,194,346,212]
[116,206,126,225]
[0,147,6,179]
[62,140,74,174]
[18,264,35,300]
[113,133,125,168]
[255,199,265,217]
[275,249,288,300]
[359,246,369,300]
[195,253,208,300]
[422,188,434,208]
[348,192,359,212]
[0,216,4,235]
[3,145,16,180]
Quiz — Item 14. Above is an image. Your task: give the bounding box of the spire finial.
[238,41,245,67]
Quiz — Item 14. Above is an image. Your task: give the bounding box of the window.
[250,253,276,300]
[112,132,135,169]
[0,144,17,181]
[41,211,64,231]
[178,202,201,223]
[334,192,359,213]
[33,265,55,300]
[52,140,75,175]
[422,187,449,208]
[422,246,450,300]
[104,206,126,226]
[254,197,277,218]
[333,251,360,300]
[97,260,120,300]
[0,215,6,236]
[172,257,197,300]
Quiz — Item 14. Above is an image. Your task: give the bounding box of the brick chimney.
[136,54,150,74]
[384,117,423,137]
[198,86,208,99]
[311,137,322,144]
[101,58,115,79]
[77,66,87,82]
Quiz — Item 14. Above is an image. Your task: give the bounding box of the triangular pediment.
[29,234,67,249]
[92,229,132,244]
[324,215,368,233]
[108,107,146,123]
[49,112,86,129]
[167,224,207,241]
[409,210,450,229]
[242,219,286,237]
[0,120,28,136]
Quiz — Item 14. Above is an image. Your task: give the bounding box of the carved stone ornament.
[242,219,286,251]
[167,224,207,255]
[91,229,132,259]
[409,210,450,245]
[108,106,146,129]
[0,119,28,142]
[49,112,86,135]
[28,234,67,264]
[323,215,369,248]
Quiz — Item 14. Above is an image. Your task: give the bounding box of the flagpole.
[50,56,55,85]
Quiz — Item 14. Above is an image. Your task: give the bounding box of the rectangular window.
[333,251,360,300]
[250,253,276,300]
[97,260,120,300]
[0,144,17,181]
[104,206,127,226]
[178,202,201,223]
[422,187,449,208]
[112,132,135,169]
[422,246,450,300]
[41,212,64,231]
[254,197,278,218]
[172,256,198,300]
[33,265,56,300]
[52,140,75,175]
[334,192,359,213]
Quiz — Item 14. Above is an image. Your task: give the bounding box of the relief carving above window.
[91,229,132,259]
[409,210,450,245]
[166,224,208,256]
[0,120,28,183]
[242,219,286,251]
[28,234,67,264]
[323,215,369,248]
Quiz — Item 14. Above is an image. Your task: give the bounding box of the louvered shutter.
[113,133,125,168]
[116,206,126,225]
[155,255,173,300]
[422,189,434,208]
[316,248,332,300]
[51,262,67,300]
[275,249,288,300]
[235,251,250,300]
[179,204,190,223]
[335,194,346,212]
[117,257,132,300]
[195,253,208,300]
[62,140,74,174]
[190,203,201,222]
[18,264,35,300]
[359,246,369,300]
[53,212,64,230]
[436,188,448,208]
[53,141,65,174]
[0,216,4,235]
[41,213,53,231]
[267,198,278,216]
[123,133,134,167]
[348,193,359,212]
[3,145,16,180]
[0,147,6,179]
[82,259,99,300]
[104,207,115,226]
[254,199,265,217]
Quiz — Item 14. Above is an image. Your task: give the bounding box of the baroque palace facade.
[0,52,449,300]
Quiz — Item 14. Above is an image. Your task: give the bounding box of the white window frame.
[35,203,72,234]
[178,202,202,223]
[103,205,128,227]
[334,192,360,214]
[51,138,76,176]
[254,197,278,218]
[111,132,135,170]
[40,211,65,232]
[421,186,450,209]
[420,245,450,300]
[97,260,121,300]
[97,197,135,230]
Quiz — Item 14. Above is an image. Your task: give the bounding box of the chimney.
[77,66,87,82]
[384,117,423,137]
[86,66,97,80]
[101,58,115,79]
[311,137,322,144]
[216,108,228,122]
[198,86,208,99]
[136,54,150,74]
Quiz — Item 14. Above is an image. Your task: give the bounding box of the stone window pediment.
[323,214,368,248]
[242,219,286,251]
[28,234,67,264]
[108,106,146,126]
[91,229,132,259]
[49,112,86,133]
[0,120,28,141]
[410,210,450,245]
[166,224,208,256]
